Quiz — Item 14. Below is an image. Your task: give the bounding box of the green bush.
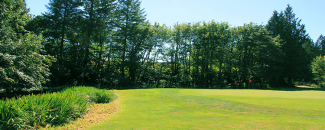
[0,86,116,129]
[310,84,319,88]
[312,56,325,88]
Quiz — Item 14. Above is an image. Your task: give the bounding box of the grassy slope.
[89,89,325,130]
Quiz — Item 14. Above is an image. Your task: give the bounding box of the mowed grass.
[89,89,325,130]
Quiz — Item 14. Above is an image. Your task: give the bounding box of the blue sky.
[26,0,324,41]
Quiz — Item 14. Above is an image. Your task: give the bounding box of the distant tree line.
[1,0,325,91]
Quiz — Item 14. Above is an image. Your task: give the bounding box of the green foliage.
[233,23,282,85]
[163,22,281,88]
[266,4,311,86]
[114,0,147,85]
[0,0,30,41]
[315,35,325,56]
[0,34,56,90]
[26,1,317,89]
[0,86,117,129]
[0,0,55,91]
[311,56,325,88]
[310,84,320,88]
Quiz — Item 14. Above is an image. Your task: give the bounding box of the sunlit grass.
[89,89,325,130]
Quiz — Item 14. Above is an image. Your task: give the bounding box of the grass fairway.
[89,89,325,129]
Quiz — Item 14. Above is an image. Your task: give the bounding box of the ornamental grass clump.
[0,86,116,129]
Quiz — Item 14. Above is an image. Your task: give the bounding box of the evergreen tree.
[114,0,146,86]
[267,5,309,87]
[82,0,117,85]
[35,0,84,86]
[27,0,118,86]
[316,35,325,56]
[44,0,82,62]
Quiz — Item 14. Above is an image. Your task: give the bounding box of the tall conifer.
[267,5,309,86]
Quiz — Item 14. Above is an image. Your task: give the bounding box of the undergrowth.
[0,86,117,130]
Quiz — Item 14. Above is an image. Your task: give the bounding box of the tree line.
[1,0,325,91]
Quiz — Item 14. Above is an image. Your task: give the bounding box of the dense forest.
[1,0,325,91]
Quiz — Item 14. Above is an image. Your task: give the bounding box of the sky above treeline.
[25,0,324,42]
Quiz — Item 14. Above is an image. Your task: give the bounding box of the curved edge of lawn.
[0,86,117,130]
[43,91,120,130]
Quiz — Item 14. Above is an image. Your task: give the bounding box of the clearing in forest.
[88,89,325,129]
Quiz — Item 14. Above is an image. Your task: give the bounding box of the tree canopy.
[7,2,322,89]
[0,0,55,91]
[266,5,313,86]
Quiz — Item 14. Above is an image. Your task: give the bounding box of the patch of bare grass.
[43,97,120,130]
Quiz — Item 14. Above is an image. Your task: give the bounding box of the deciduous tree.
[0,0,55,91]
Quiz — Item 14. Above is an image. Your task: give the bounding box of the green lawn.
[88,89,325,129]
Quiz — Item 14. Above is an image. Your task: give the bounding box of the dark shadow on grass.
[262,87,325,91]
[190,86,325,91]
[112,86,325,92]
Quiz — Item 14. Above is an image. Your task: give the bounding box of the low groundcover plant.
[0,86,116,129]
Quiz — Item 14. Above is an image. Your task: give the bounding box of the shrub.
[312,56,325,88]
[0,86,116,129]
[310,84,319,88]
